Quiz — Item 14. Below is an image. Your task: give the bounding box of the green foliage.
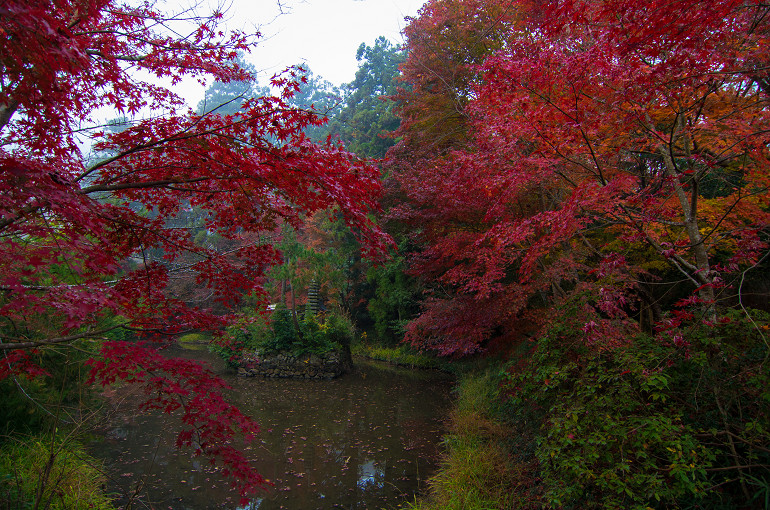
[408,370,533,510]
[283,308,353,356]
[218,307,355,363]
[266,306,298,353]
[501,305,770,509]
[518,343,710,508]
[212,315,270,368]
[0,342,98,437]
[366,255,420,345]
[327,36,404,159]
[283,67,343,143]
[268,308,354,356]
[177,332,209,344]
[351,341,450,370]
[196,53,270,116]
[0,436,114,510]
[317,311,356,348]
[0,377,49,437]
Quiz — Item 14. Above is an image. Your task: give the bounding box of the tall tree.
[390,0,517,158]
[0,0,388,500]
[391,0,770,355]
[385,0,522,355]
[391,1,770,505]
[328,37,405,159]
[282,66,343,142]
[196,53,271,116]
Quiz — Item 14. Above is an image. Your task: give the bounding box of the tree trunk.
[657,141,716,319]
[289,281,302,340]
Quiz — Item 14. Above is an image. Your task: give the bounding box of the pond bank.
[351,343,454,372]
[350,346,536,509]
[237,348,353,379]
[404,368,537,510]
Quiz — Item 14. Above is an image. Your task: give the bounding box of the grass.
[0,435,115,510]
[177,332,210,350]
[351,342,453,371]
[405,369,537,510]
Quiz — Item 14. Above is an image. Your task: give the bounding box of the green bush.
[216,306,355,365]
[211,315,270,368]
[502,306,770,509]
[267,306,297,353]
[0,342,100,437]
[267,307,354,356]
[0,436,114,510]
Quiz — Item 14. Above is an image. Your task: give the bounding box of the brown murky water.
[90,348,453,509]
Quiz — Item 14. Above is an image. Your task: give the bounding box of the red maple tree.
[1,0,388,499]
[390,0,770,355]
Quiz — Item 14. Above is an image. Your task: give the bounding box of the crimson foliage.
[390,0,770,506]
[1,0,388,500]
[390,0,770,355]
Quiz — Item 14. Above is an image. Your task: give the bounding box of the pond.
[90,347,454,509]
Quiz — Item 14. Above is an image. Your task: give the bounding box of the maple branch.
[705,464,770,472]
[646,113,715,301]
[528,124,591,184]
[85,49,146,62]
[81,105,281,182]
[0,281,115,291]
[570,82,607,185]
[79,177,209,194]
[616,203,701,287]
[737,250,770,356]
[0,325,127,351]
[698,185,770,246]
[0,203,39,231]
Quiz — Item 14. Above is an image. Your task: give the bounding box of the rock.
[237,348,352,379]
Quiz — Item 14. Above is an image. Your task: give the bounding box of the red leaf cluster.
[87,342,266,498]
[1,0,391,497]
[389,0,770,355]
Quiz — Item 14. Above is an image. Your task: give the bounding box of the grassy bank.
[351,342,453,371]
[407,369,538,510]
[0,436,114,510]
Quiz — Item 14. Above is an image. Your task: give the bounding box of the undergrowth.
[0,435,114,510]
[406,370,539,509]
[351,341,454,371]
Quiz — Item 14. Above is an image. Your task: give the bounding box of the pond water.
[90,347,453,509]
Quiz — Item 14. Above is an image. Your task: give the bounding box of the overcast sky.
[176,0,426,105]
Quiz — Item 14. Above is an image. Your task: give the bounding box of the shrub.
[211,315,271,368]
[216,306,355,364]
[502,306,770,509]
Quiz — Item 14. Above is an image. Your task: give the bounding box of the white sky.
[175,0,426,106]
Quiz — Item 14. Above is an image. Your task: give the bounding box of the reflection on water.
[356,460,383,490]
[91,348,453,509]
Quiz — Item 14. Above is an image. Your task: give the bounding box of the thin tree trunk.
[654,118,716,319]
[289,281,302,340]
